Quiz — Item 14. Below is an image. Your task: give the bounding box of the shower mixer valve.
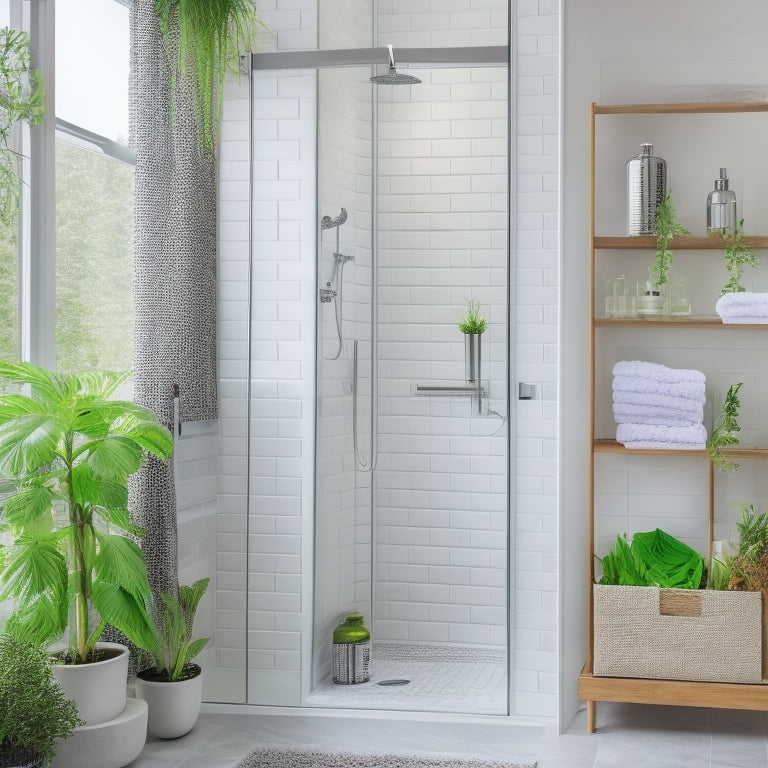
[320,283,337,303]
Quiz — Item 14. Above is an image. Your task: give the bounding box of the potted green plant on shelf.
[134,577,210,739]
[154,0,267,153]
[721,218,759,295]
[0,633,82,768]
[458,297,486,384]
[0,361,173,724]
[639,192,689,315]
[707,382,742,472]
[0,27,45,226]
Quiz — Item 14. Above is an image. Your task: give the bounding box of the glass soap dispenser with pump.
[706,167,737,235]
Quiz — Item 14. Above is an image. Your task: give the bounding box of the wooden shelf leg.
[587,700,596,734]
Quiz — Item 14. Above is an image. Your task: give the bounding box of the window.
[0,0,134,371]
[54,0,133,372]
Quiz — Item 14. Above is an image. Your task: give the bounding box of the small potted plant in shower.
[458,297,487,383]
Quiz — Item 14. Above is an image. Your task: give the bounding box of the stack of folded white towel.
[715,292,768,324]
[612,360,707,449]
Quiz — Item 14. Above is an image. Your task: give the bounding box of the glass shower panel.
[311,61,509,715]
[313,65,374,689]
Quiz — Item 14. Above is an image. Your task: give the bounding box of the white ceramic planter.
[51,642,129,726]
[135,667,202,739]
[52,698,147,768]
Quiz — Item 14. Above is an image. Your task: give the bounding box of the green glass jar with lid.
[333,613,370,644]
[332,613,371,684]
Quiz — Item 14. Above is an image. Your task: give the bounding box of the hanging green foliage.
[707,382,743,471]
[721,218,760,295]
[649,191,689,289]
[154,0,267,154]
[0,27,45,225]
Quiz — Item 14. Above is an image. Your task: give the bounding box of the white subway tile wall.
[373,66,509,658]
[210,0,560,717]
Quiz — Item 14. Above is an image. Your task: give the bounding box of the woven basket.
[593,584,762,683]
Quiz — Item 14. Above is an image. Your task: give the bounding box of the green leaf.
[77,435,144,480]
[125,421,174,460]
[184,636,210,665]
[0,412,65,477]
[0,535,67,604]
[93,531,151,598]
[71,463,128,510]
[5,591,69,646]
[0,361,71,405]
[95,506,145,538]
[91,580,153,650]
[3,484,57,529]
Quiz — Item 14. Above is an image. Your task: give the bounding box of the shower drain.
[376,679,410,686]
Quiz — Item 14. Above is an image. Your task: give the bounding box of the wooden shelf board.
[593,102,768,115]
[594,316,729,328]
[593,439,768,459]
[578,671,768,711]
[595,235,768,249]
[595,316,768,328]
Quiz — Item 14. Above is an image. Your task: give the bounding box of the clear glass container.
[706,167,737,235]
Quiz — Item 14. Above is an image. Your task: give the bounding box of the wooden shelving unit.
[580,100,768,734]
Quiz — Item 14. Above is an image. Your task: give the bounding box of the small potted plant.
[134,577,210,739]
[639,192,689,315]
[0,633,82,768]
[0,361,173,726]
[458,297,487,383]
[721,218,759,295]
[707,382,743,472]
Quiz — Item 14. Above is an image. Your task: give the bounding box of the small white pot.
[51,642,129,726]
[135,666,202,739]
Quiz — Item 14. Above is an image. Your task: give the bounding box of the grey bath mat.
[234,746,536,768]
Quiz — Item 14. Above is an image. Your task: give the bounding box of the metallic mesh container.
[626,143,666,236]
[332,642,371,684]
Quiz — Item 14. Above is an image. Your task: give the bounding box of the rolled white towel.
[718,316,768,324]
[716,292,768,323]
[613,402,704,426]
[612,360,706,385]
[616,422,707,449]
[612,374,705,401]
[621,441,707,450]
[613,389,706,409]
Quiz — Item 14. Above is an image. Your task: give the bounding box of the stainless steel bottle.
[706,167,737,235]
[626,143,667,236]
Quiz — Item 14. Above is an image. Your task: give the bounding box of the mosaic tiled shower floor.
[306,644,508,714]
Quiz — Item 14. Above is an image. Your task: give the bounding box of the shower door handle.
[352,340,376,471]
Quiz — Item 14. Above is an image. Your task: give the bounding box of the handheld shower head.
[370,45,421,86]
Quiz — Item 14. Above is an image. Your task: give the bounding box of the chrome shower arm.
[321,207,348,230]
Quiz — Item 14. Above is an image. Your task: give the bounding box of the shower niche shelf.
[414,381,487,414]
[580,99,768,734]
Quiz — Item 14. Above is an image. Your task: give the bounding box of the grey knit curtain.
[128,0,218,598]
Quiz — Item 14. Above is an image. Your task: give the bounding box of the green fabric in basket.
[598,528,704,589]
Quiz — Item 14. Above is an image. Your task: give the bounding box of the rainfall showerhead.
[370,45,421,85]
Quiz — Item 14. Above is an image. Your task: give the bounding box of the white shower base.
[306,643,507,715]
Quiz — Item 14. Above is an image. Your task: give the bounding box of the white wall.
[562,0,768,728]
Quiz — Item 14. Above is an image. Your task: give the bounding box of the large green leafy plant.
[155,0,265,153]
[0,27,45,226]
[138,577,210,682]
[0,633,82,767]
[0,361,173,663]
